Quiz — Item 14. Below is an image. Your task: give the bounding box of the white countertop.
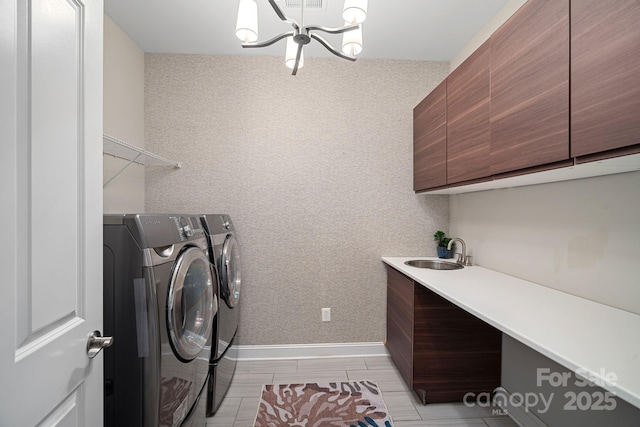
[382,256,640,409]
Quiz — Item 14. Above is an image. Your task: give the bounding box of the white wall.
[103,15,145,213]
[450,171,640,315]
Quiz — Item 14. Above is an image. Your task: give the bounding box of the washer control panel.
[171,216,205,241]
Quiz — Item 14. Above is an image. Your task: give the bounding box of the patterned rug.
[253,380,393,427]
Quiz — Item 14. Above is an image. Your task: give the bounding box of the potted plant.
[433,230,454,259]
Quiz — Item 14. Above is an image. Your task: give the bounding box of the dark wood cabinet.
[571,0,640,159]
[413,80,447,191]
[446,40,491,184]
[412,285,502,403]
[490,0,570,175]
[412,0,639,193]
[385,266,502,404]
[385,266,414,387]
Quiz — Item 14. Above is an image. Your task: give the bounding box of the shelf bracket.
[103,152,143,188]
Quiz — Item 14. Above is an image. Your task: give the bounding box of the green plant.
[433,230,452,248]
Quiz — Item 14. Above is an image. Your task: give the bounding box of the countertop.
[382,256,640,410]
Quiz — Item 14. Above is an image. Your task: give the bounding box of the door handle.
[87,330,114,359]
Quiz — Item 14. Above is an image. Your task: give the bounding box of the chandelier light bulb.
[342,24,363,56]
[343,0,368,25]
[285,37,304,69]
[234,0,363,74]
[236,0,259,43]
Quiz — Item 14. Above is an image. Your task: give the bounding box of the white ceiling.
[105,0,508,61]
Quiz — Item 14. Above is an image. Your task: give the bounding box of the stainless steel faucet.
[447,237,472,266]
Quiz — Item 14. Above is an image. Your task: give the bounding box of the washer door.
[220,235,241,308]
[167,246,216,361]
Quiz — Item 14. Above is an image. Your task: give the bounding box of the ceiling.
[105,0,508,61]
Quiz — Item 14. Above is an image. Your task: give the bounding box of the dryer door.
[220,235,241,308]
[167,247,216,361]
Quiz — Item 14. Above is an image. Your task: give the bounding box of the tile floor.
[205,356,520,427]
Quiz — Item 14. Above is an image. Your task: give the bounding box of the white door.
[0,0,104,425]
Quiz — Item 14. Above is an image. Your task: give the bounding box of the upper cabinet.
[490,0,570,175]
[446,40,491,184]
[414,80,447,191]
[413,0,640,194]
[571,0,640,159]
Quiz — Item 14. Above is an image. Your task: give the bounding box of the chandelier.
[235,0,368,75]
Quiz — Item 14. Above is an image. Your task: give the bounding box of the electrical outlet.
[322,308,331,322]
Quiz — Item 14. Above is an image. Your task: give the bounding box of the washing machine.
[200,214,242,416]
[103,214,217,427]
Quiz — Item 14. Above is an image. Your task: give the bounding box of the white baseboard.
[235,342,389,361]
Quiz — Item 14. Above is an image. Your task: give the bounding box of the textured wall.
[144,55,449,345]
[103,15,145,213]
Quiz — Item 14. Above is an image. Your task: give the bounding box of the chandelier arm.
[242,31,295,48]
[309,33,357,62]
[268,0,300,30]
[291,42,303,76]
[305,23,360,35]
[268,0,288,21]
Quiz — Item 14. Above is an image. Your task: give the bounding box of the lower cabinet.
[385,266,502,404]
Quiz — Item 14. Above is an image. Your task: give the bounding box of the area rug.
[253,380,393,427]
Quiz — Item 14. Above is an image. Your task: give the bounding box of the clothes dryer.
[200,214,242,416]
[103,214,217,427]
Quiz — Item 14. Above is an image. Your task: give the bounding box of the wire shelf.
[103,134,181,167]
[103,133,181,187]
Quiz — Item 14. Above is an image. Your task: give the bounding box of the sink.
[404,259,464,270]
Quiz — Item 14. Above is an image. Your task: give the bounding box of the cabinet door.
[447,41,491,184]
[385,266,414,388]
[571,0,640,158]
[414,80,447,191]
[490,0,570,175]
[413,285,501,403]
